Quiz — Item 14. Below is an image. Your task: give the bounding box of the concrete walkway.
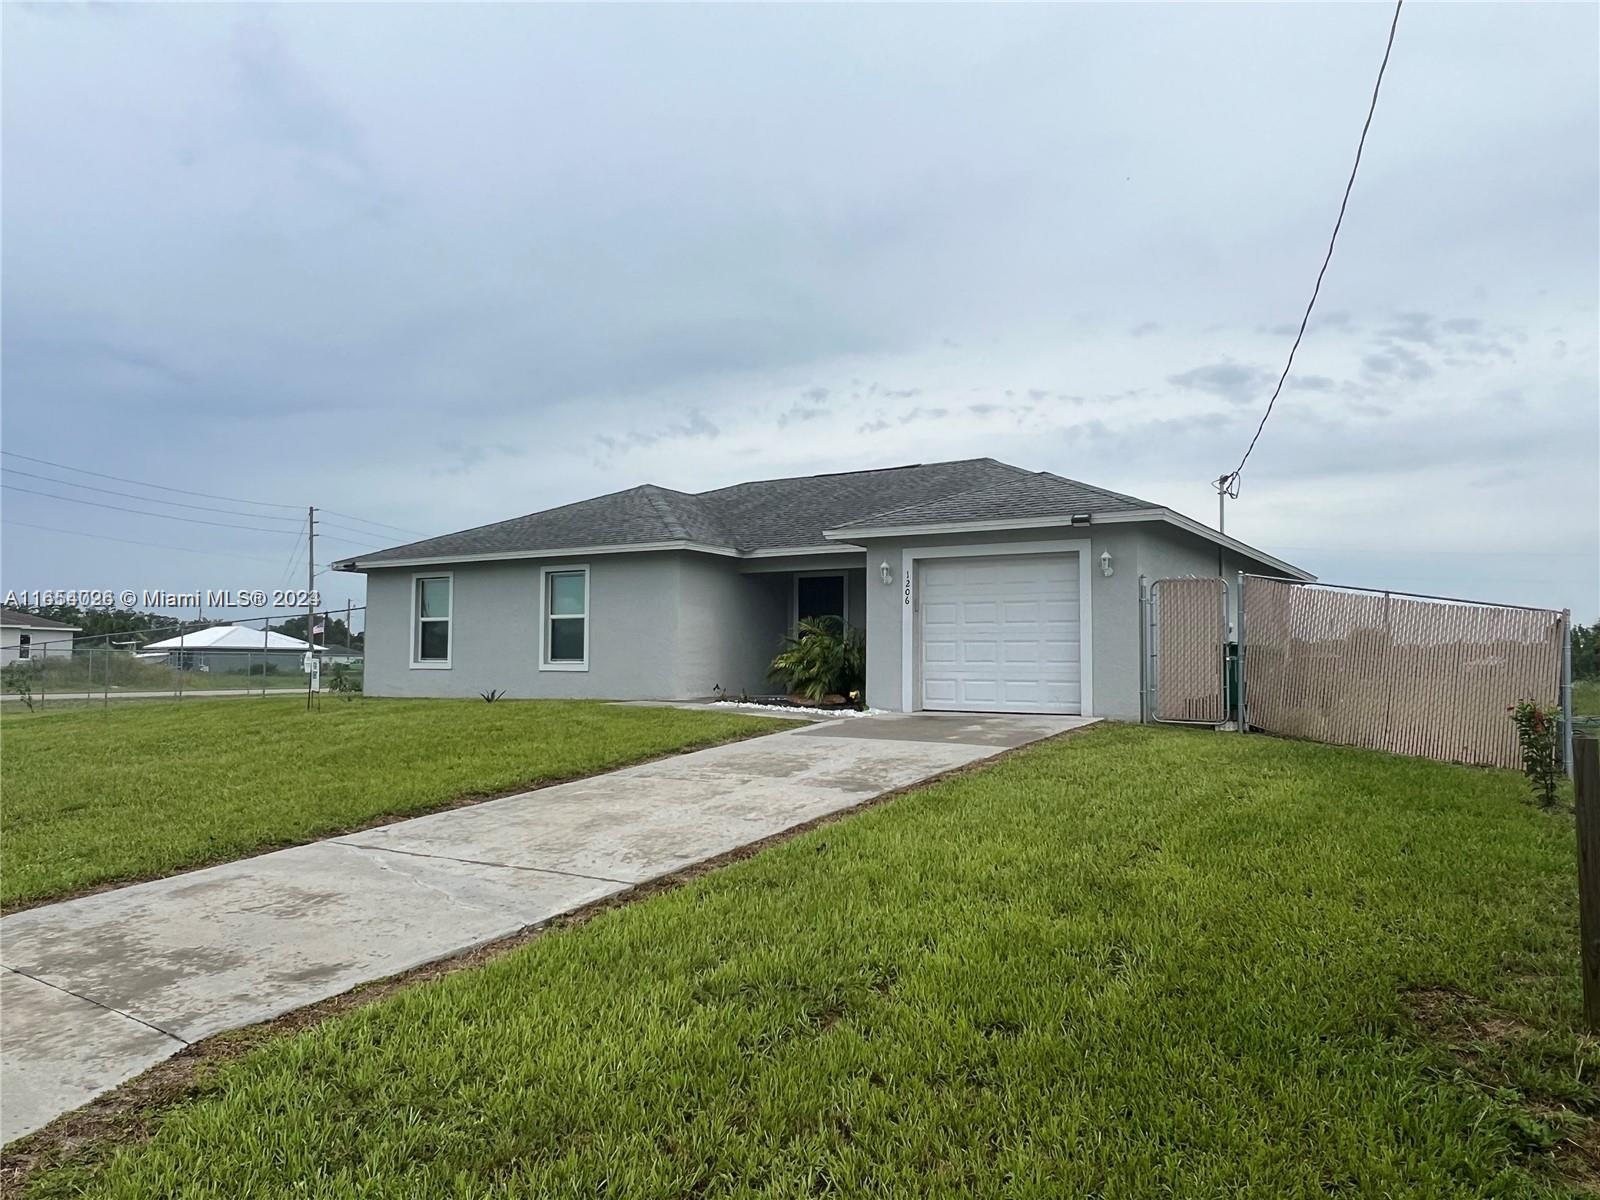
[0,712,1093,1144]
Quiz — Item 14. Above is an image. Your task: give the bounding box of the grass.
[20,724,1595,1198]
[0,698,789,909]
[1574,679,1599,718]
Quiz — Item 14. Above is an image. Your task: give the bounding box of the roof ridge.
[1035,471,1158,509]
[636,484,690,540]
[695,457,1022,497]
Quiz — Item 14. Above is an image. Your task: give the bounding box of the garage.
[918,553,1082,714]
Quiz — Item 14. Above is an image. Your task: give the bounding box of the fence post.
[1562,610,1574,779]
[1236,572,1248,733]
[1138,575,1150,723]
[1575,735,1600,1031]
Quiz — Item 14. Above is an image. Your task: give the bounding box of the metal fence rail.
[1241,576,1567,769]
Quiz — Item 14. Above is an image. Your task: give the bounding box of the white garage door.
[919,553,1081,714]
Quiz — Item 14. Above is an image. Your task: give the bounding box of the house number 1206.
[903,570,912,606]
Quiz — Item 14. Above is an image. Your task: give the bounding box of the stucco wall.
[363,553,698,699]
[855,521,1266,720]
[677,556,790,700]
[361,551,813,701]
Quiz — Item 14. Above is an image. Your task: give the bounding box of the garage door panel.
[920,553,1081,715]
[1041,638,1074,663]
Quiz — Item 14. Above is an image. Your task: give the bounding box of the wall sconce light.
[1099,550,1114,577]
[879,561,894,585]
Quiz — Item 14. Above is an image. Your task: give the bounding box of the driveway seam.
[1,966,188,1047]
[328,839,637,886]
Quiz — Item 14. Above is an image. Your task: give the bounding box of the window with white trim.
[413,575,452,665]
[17,634,30,660]
[543,568,588,668]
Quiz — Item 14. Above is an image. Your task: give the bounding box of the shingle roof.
[341,459,1041,565]
[695,458,1031,550]
[826,471,1155,532]
[0,608,81,630]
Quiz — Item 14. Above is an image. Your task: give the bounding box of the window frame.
[792,571,848,632]
[409,571,454,670]
[539,563,590,672]
[16,633,30,661]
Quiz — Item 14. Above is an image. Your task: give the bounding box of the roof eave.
[334,539,741,572]
[822,509,1314,581]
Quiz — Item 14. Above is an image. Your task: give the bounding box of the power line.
[1,467,304,523]
[1216,0,1404,505]
[318,509,427,538]
[1,484,301,534]
[317,519,409,542]
[1,520,289,566]
[0,450,301,510]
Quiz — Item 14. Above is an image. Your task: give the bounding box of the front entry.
[918,553,1082,714]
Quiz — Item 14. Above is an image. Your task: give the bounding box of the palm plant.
[768,617,865,705]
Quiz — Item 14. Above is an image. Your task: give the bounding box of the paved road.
[0,711,1093,1144]
[1,688,295,704]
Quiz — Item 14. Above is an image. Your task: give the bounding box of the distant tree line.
[8,605,362,651]
[1575,620,1599,681]
[270,614,363,651]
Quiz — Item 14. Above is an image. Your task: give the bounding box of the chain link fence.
[1,608,365,709]
[1149,576,1229,724]
[1241,577,1566,770]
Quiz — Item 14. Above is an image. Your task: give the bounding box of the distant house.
[137,625,314,674]
[317,643,364,665]
[0,608,80,666]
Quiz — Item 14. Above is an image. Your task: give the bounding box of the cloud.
[1361,345,1434,382]
[1167,361,1272,405]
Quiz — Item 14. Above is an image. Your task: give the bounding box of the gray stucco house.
[333,459,1310,719]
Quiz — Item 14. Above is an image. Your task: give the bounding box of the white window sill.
[409,661,452,670]
[539,661,588,672]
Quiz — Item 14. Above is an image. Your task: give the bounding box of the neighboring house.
[317,643,365,665]
[138,625,314,674]
[332,459,1312,718]
[0,608,80,666]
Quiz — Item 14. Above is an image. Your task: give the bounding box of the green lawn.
[0,699,789,909]
[22,725,1595,1198]
[1574,679,1599,718]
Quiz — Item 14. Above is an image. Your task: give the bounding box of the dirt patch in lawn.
[1403,983,1600,1194]
[0,724,1097,1193]
[1402,983,1536,1050]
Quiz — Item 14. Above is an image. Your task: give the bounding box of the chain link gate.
[1142,576,1230,725]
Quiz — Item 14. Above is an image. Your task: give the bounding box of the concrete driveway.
[0,711,1093,1144]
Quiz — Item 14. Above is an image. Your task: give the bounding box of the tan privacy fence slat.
[1242,578,1564,769]
[1153,576,1226,724]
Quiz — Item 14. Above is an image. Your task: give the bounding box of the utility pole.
[306,505,316,712]
[1216,476,1229,536]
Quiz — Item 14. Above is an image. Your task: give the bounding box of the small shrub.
[328,663,361,700]
[3,661,35,711]
[480,688,506,703]
[1508,699,1563,808]
[768,618,865,705]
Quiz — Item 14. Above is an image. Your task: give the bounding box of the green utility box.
[1225,642,1241,719]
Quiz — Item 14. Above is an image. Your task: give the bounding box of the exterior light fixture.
[879,561,893,585]
[1099,550,1114,577]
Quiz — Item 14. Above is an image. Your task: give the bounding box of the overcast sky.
[3,2,1596,625]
